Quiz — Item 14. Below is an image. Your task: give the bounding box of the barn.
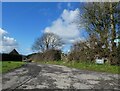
[2,49,23,61]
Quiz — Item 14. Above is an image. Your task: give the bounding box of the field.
[38,61,120,74]
[0,61,25,73]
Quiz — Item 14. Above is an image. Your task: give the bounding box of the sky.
[1,2,87,55]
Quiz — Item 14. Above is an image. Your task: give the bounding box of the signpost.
[95,38,120,65]
[114,38,120,47]
[114,39,120,43]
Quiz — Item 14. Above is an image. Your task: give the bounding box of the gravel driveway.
[2,63,120,90]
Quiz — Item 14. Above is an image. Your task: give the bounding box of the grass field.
[0,61,25,73]
[38,60,120,74]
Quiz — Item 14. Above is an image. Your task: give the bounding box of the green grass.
[1,60,119,74]
[37,60,120,74]
[0,61,25,73]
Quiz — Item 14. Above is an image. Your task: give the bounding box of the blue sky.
[2,2,86,55]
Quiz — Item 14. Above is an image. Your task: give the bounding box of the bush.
[29,49,61,61]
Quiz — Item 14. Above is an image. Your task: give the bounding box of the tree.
[69,34,103,62]
[32,33,63,52]
[116,34,120,65]
[77,2,120,64]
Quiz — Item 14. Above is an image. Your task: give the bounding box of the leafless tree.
[32,33,63,52]
[69,34,100,62]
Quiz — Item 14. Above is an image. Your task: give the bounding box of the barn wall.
[2,54,22,61]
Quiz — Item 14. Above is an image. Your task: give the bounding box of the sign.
[114,39,120,43]
[95,59,104,64]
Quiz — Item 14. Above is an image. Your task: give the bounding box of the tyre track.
[2,63,41,91]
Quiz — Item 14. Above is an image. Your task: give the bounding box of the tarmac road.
[2,63,120,90]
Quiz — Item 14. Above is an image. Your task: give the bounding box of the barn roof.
[9,49,19,55]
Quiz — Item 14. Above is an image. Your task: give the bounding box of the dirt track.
[2,63,120,90]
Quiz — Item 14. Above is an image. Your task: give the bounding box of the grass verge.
[37,60,120,74]
[0,61,25,73]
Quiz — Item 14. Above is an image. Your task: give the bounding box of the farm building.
[2,49,23,61]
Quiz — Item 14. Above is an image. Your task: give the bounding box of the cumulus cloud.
[0,28,7,36]
[0,28,18,53]
[44,8,84,44]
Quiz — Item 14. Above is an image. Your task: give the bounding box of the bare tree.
[32,33,63,52]
[69,34,102,62]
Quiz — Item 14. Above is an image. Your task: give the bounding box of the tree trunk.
[109,3,117,65]
[110,3,116,51]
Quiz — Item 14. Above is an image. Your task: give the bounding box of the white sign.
[114,39,120,43]
[96,59,104,64]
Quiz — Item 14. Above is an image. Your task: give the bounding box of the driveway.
[2,63,120,90]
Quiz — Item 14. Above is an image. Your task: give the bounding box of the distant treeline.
[1,53,22,61]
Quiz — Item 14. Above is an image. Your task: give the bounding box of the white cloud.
[0,28,18,53]
[44,8,84,44]
[0,28,7,36]
[2,36,17,46]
